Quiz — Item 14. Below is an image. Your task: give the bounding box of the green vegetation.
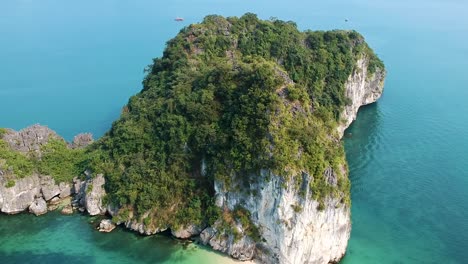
[83,13,383,229]
[0,128,7,137]
[0,137,86,183]
[38,139,87,183]
[5,179,15,188]
[0,140,35,177]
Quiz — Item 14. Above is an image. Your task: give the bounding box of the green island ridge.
[0,13,385,264]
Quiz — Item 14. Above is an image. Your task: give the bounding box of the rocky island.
[0,14,385,264]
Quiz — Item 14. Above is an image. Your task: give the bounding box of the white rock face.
[213,171,350,264]
[83,174,107,216]
[29,197,48,216]
[0,174,41,214]
[40,176,61,201]
[338,57,386,136]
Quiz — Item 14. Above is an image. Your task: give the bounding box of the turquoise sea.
[1,0,468,263]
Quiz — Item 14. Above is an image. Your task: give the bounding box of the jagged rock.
[98,219,116,233]
[1,124,61,157]
[61,204,73,215]
[59,182,72,198]
[338,57,386,136]
[29,197,47,216]
[79,174,107,216]
[40,176,60,201]
[0,174,41,214]
[171,224,205,239]
[71,133,94,149]
[124,219,167,235]
[200,225,256,261]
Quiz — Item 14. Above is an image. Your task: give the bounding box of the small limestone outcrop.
[84,174,107,215]
[122,218,167,235]
[40,176,61,201]
[200,224,256,261]
[59,182,72,199]
[338,57,386,136]
[74,173,107,216]
[171,224,205,239]
[0,174,41,214]
[71,133,94,149]
[98,219,116,232]
[1,124,60,157]
[29,197,47,216]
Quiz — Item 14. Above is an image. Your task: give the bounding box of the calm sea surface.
[1,0,467,263]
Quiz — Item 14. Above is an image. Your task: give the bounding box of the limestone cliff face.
[202,57,384,264]
[204,171,350,264]
[338,57,386,136]
[0,174,41,214]
[73,173,107,216]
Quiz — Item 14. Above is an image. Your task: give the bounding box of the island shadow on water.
[0,211,233,264]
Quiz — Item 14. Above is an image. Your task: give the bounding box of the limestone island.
[0,14,385,264]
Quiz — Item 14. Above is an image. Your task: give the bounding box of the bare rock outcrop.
[73,173,107,216]
[0,174,41,214]
[98,219,116,232]
[200,223,256,261]
[29,197,47,216]
[338,57,386,136]
[1,124,61,157]
[171,224,205,239]
[71,133,94,149]
[40,176,61,201]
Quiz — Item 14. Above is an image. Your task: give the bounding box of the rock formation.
[98,219,116,232]
[171,224,205,239]
[0,174,41,214]
[0,125,103,216]
[29,197,47,216]
[338,57,386,136]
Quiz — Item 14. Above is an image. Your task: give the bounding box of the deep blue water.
[1,0,467,263]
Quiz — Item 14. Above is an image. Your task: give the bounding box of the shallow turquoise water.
[1,0,468,263]
[0,212,242,264]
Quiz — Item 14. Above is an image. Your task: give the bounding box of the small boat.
[175,17,184,22]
